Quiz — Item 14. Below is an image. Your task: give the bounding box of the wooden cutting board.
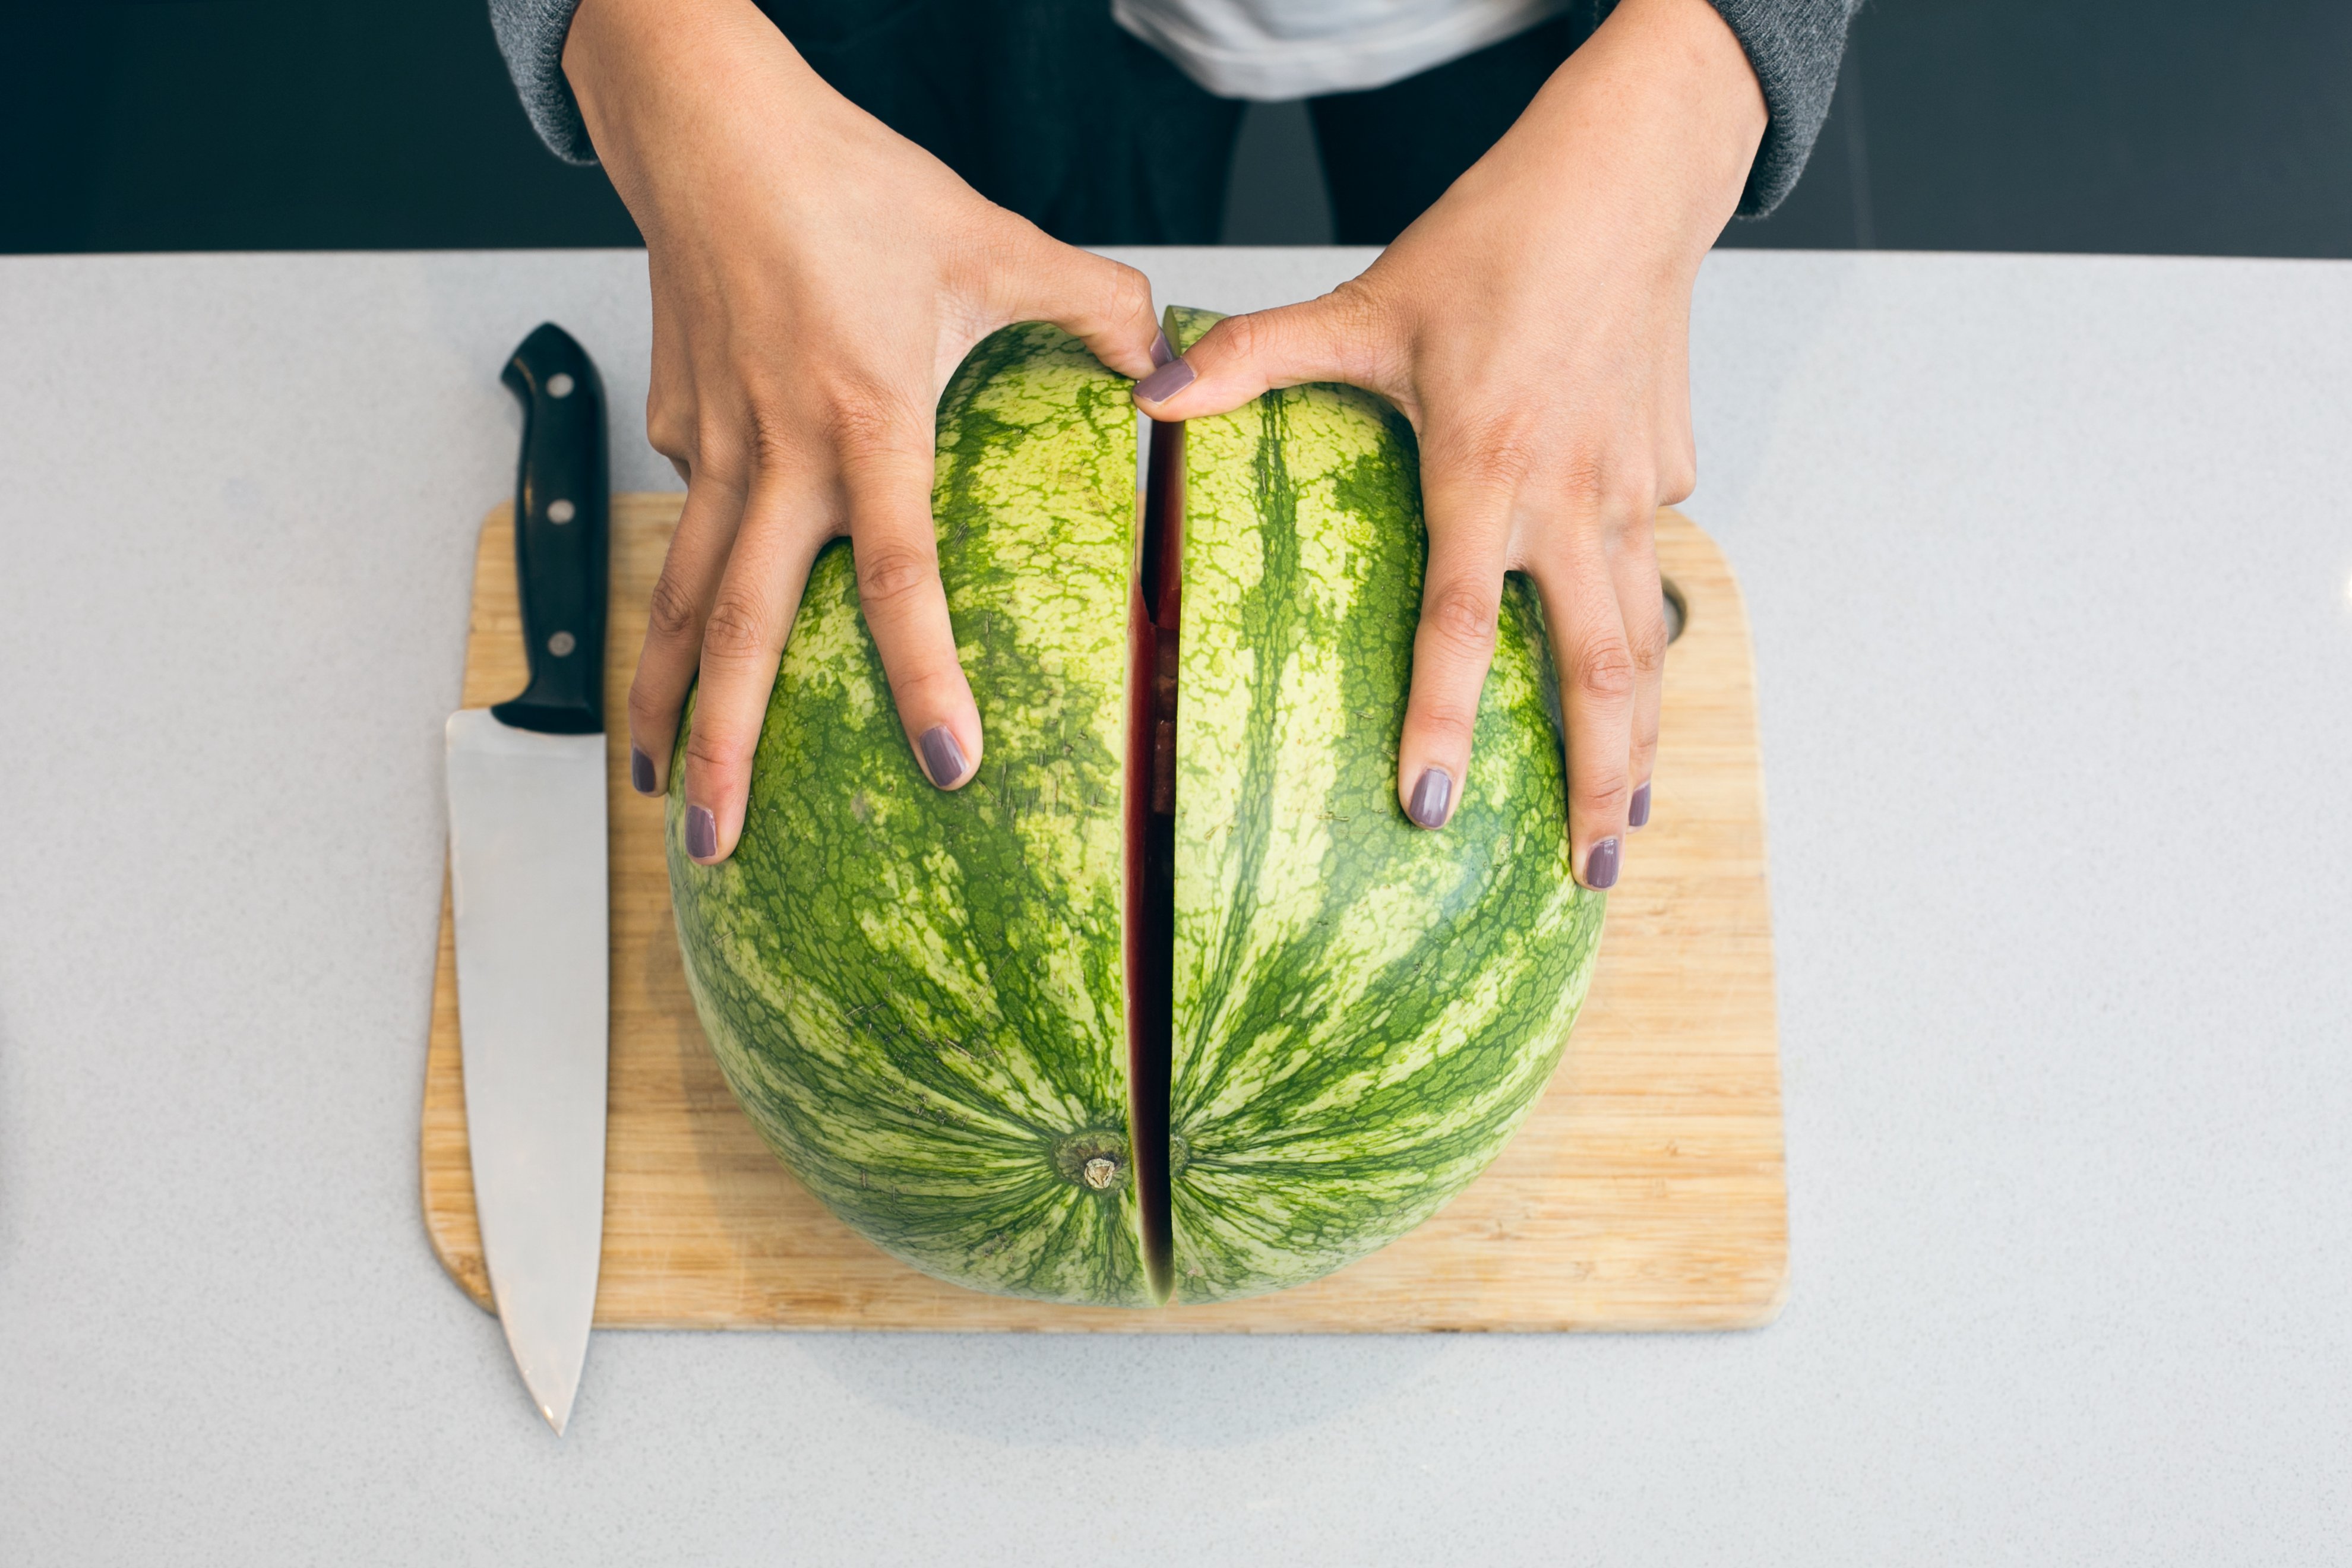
[423,495,1786,1331]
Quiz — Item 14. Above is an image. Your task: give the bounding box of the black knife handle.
[492,323,609,735]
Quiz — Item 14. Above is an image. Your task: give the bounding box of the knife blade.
[445,321,610,1435]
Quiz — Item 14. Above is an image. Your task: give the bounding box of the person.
[491,0,1853,890]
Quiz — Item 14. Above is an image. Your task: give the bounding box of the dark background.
[5,1,2350,256]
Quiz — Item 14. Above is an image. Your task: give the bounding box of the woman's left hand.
[1134,0,1765,889]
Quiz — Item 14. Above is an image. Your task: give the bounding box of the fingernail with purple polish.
[1628,781,1651,829]
[919,725,968,788]
[631,745,657,796]
[685,804,717,861]
[1149,330,1175,368]
[1407,767,1452,829]
[1136,356,1196,403]
[1584,836,1621,890]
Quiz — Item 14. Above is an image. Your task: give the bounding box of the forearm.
[1493,0,1768,267]
[561,0,833,222]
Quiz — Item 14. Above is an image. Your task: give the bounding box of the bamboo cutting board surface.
[423,495,1785,1331]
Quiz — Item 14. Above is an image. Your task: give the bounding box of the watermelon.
[666,310,1605,1308]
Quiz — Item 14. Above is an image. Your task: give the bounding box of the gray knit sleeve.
[1704,0,1859,216]
[490,0,597,165]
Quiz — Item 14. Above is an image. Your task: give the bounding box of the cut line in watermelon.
[1124,410,1184,1303]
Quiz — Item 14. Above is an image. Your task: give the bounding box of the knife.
[444,322,610,1435]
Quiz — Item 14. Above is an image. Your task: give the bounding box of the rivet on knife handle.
[494,322,609,735]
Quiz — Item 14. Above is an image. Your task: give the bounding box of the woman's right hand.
[564,0,1164,863]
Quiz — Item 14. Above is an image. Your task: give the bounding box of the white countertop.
[2,247,2347,1562]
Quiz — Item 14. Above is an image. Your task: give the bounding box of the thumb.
[1000,238,1163,381]
[1134,290,1390,420]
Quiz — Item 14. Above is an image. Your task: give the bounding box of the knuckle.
[1660,447,1697,506]
[1422,583,1500,660]
[682,724,750,779]
[1101,261,1154,327]
[625,677,675,734]
[1199,309,1262,372]
[1319,281,1395,384]
[1450,423,1541,495]
[646,402,690,463]
[853,541,937,612]
[700,592,772,664]
[691,418,749,489]
[744,400,801,470]
[1411,700,1478,750]
[1555,459,1606,511]
[1629,617,1669,675]
[1556,457,1653,527]
[1323,277,1386,336]
[1573,639,1637,704]
[1630,717,1661,766]
[820,387,922,469]
[643,570,702,643]
[887,660,965,712]
[1573,769,1632,818]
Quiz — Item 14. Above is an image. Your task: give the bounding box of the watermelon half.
[666,308,1605,1307]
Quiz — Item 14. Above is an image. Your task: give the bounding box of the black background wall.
[7,1,2351,257]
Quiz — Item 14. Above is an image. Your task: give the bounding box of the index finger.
[676,468,830,863]
[839,442,982,791]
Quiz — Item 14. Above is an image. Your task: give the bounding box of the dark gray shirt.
[489,0,1854,216]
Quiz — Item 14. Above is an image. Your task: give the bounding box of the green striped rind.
[666,323,1150,1306]
[1162,305,1605,1304]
